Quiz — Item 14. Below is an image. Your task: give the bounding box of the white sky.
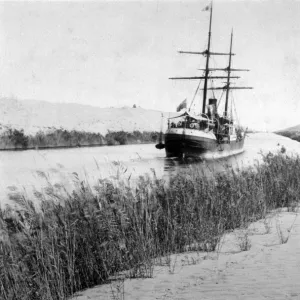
[0,0,300,131]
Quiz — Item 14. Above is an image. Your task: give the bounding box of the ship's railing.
[168,113,215,130]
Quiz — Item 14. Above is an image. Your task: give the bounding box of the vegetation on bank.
[105,130,158,146]
[1,151,300,299]
[0,129,159,150]
[276,131,300,143]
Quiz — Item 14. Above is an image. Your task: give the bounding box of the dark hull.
[165,132,245,159]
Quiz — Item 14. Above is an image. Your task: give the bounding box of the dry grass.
[275,213,298,244]
[109,275,125,300]
[236,230,252,251]
[1,151,300,299]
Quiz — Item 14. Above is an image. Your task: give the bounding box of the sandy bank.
[72,209,300,300]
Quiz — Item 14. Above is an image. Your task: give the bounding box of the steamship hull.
[165,128,245,159]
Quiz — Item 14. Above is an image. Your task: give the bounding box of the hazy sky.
[0,0,300,131]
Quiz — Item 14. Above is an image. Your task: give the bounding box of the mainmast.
[170,2,249,115]
[204,33,252,111]
[224,30,233,117]
[202,3,213,114]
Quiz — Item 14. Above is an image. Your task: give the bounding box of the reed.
[0,151,300,299]
[0,129,160,150]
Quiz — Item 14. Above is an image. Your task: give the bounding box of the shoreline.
[0,128,159,151]
[72,208,300,300]
[0,141,156,152]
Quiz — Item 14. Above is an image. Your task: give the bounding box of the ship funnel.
[208,98,217,119]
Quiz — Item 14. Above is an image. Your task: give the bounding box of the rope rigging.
[189,78,202,112]
[231,90,241,127]
[217,90,225,109]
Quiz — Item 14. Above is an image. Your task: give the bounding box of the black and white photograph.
[1,0,300,299]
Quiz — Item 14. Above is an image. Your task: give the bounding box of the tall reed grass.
[0,151,299,299]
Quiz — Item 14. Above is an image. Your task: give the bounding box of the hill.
[276,124,300,133]
[274,123,300,144]
[0,97,173,135]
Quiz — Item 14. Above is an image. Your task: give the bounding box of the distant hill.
[275,123,300,144]
[0,98,174,135]
[276,124,300,133]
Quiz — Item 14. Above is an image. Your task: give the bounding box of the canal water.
[1,132,299,206]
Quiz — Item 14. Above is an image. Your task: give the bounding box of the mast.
[224,30,233,117]
[170,3,252,113]
[202,3,213,114]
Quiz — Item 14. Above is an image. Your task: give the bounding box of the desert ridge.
[0,97,176,135]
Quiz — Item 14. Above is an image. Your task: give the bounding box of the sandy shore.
[72,208,300,300]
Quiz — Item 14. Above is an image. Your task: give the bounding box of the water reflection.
[162,151,247,179]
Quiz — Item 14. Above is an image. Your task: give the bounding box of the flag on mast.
[176,99,187,112]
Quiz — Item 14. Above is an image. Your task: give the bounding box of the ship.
[156,3,252,159]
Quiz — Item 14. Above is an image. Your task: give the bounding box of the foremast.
[170,2,236,116]
[224,30,233,117]
[202,3,213,114]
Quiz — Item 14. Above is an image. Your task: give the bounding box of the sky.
[0,0,300,131]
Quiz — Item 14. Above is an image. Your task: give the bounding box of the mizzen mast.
[205,31,253,115]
